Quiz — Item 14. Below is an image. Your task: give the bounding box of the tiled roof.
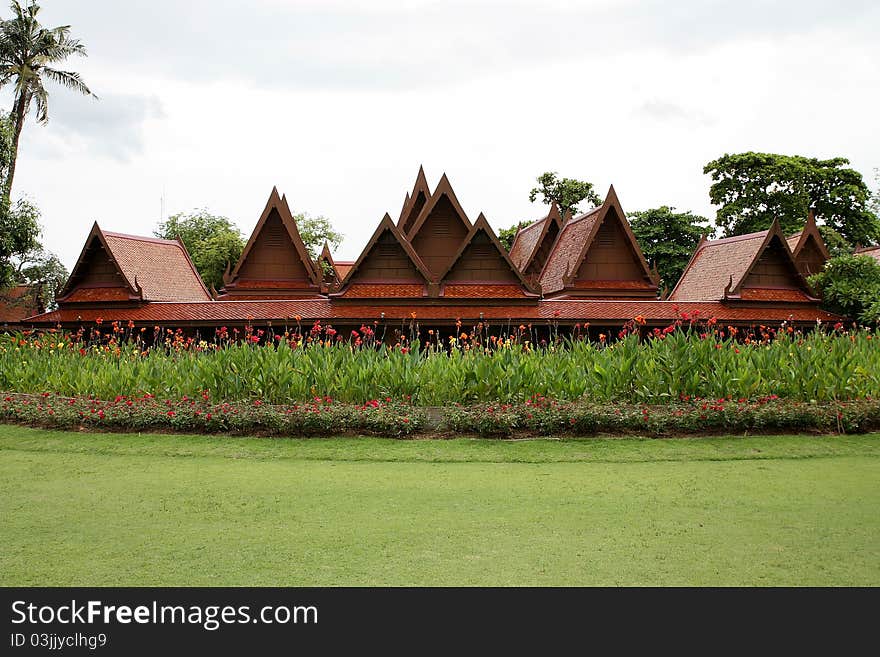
[738,288,813,302]
[786,234,801,251]
[442,284,531,298]
[855,245,880,264]
[508,217,547,272]
[0,285,41,323]
[63,287,136,302]
[25,299,839,326]
[336,284,426,298]
[539,208,601,294]
[102,232,211,302]
[669,231,768,301]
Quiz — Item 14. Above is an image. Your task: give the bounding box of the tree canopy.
[704,152,880,245]
[155,210,245,292]
[497,220,531,252]
[628,206,709,292]
[529,171,600,217]
[809,254,880,326]
[293,213,343,259]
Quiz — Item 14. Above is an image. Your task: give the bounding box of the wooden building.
[56,222,211,309]
[219,188,323,299]
[0,284,44,331]
[786,212,830,277]
[24,168,841,331]
[669,219,821,307]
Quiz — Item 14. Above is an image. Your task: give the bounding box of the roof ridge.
[103,231,181,245]
[701,230,768,246]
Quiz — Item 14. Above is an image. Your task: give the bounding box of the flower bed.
[3,392,879,437]
[2,321,879,406]
[0,393,424,437]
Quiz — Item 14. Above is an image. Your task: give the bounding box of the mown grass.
[1,426,878,586]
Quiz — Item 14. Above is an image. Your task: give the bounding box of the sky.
[5,0,880,268]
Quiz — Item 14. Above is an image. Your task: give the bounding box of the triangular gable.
[438,214,539,297]
[57,222,143,303]
[317,241,339,289]
[508,203,564,277]
[224,187,320,291]
[406,173,473,277]
[331,214,434,299]
[397,165,431,235]
[787,211,830,276]
[539,186,657,297]
[729,219,817,300]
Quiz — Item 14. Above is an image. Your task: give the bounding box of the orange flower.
[599,333,606,342]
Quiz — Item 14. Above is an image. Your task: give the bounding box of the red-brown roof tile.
[539,208,602,294]
[669,230,768,301]
[101,231,211,302]
[442,284,531,298]
[739,288,813,302]
[0,285,42,324]
[62,287,137,302]
[336,283,427,298]
[855,245,880,264]
[508,204,564,275]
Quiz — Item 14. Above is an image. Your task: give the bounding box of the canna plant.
[0,319,878,405]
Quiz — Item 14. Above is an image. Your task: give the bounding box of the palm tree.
[0,0,95,201]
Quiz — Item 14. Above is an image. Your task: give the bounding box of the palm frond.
[41,67,94,98]
[32,84,47,124]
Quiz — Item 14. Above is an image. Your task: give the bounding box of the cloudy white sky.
[6,0,880,268]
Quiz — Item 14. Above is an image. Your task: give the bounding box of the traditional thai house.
[24,168,841,332]
[55,222,211,309]
[786,212,830,277]
[405,173,473,278]
[331,214,435,300]
[219,188,323,299]
[0,284,44,331]
[669,219,820,308]
[538,186,659,299]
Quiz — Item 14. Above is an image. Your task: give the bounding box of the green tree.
[0,194,39,289]
[529,171,600,216]
[0,0,95,202]
[155,210,245,292]
[497,220,531,252]
[704,152,880,245]
[817,225,853,258]
[808,254,880,326]
[14,246,66,308]
[294,213,343,259]
[628,206,709,291]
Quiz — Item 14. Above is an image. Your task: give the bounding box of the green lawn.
[1,425,878,586]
